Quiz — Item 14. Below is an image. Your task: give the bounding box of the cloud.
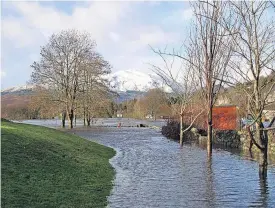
[117,26,180,55]
[2,17,38,48]
[1,1,190,89]
[109,32,120,42]
[2,1,129,47]
[181,8,193,21]
[0,70,7,78]
[164,7,194,25]
[139,29,179,45]
[1,1,131,88]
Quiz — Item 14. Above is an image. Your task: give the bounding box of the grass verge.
[1,119,115,208]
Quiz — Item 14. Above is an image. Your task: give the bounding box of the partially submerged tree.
[225,1,275,176]
[79,53,112,126]
[151,1,234,151]
[150,53,203,146]
[30,30,111,128]
[188,1,234,156]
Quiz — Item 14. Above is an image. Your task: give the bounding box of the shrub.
[161,120,180,140]
[161,119,207,141]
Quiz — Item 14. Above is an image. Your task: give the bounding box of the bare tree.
[189,1,234,156]
[143,88,167,120]
[79,53,113,126]
[30,30,98,128]
[150,51,204,146]
[225,1,275,176]
[151,1,234,153]
[133,98,148,119]
[29,87,62,120]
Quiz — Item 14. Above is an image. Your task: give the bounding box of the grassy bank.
[1,119,115,208]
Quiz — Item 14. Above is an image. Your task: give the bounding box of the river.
[19,119,275,207]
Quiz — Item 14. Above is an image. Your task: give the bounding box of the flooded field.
[16,118,166,128]
[19,119,275,207]
[73,127,275,208]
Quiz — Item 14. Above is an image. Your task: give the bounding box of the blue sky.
[1,1,193,89]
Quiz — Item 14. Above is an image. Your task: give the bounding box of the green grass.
[1,119,116,208]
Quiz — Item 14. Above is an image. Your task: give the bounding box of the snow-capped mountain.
[1,85,34,92]
[1,85,35,95]
[108,69,172,93]
[108,69,155,92]
[1,70,171,99]
[1,70,156,94]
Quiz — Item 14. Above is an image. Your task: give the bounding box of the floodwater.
[15,118,166,128]
[73,127,275,208]
[19,119,275,207]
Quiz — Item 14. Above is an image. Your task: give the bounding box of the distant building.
[145,114,153,119]
[117,111,123,118]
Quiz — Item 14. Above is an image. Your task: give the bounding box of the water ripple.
[69,127,275,208]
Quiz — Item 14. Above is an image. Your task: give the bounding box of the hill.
[114,90,145,103]
[0,70,166,108]
[1,83,148,119]
[1,85,35,96]
[1,119,115,207]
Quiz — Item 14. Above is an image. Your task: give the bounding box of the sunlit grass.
[1,119,115,208]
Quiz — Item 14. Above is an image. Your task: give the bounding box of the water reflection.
[193,141,275,167]
[205,157,216,208]
[249,172,270,208]
[259,175,269,208]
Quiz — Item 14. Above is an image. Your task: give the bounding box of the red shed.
[212,105,237,130]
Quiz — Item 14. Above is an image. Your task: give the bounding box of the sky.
[1,1,194,89]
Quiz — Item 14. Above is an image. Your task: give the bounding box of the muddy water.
[73,127,275,208]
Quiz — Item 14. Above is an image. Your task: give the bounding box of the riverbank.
[1,119,115,208]
[161,120,275,163]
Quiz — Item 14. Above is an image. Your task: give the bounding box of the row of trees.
[30,30,114,128]
[113,88,170,119]
[151,1,275,175]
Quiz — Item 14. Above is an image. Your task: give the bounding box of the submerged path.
[73,127,275,208]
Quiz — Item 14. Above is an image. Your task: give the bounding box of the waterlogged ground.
[73,127,275,208]
[16,118,166,128]
[19,119,275,207]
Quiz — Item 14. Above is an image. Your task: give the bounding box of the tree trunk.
[247,122,268,177]
[180,113,184,146]
[74,114,76,127]
[259,148,268,178]
[61,111,66,128]
[86,112,91,126]
[259,128,268,177]
[207,107,213,157]
[83,107,86,126]
[68,109,74,129]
